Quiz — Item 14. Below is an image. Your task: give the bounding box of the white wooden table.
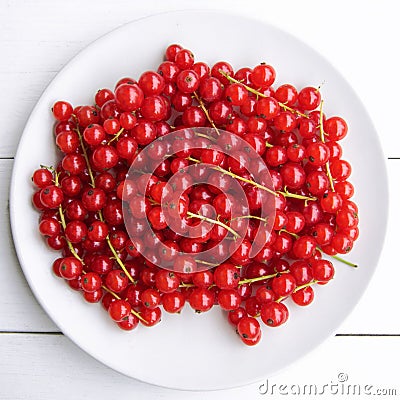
[1,1,399,398]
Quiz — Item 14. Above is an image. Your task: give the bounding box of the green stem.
[330,254,358,268]
[293,280,318,293]
[239,272,281,285]
[213,165,278,197]
[193,131,217,142]
[195,259,219,267]
[218,70,308,118]
[277,186,317,202]
[74,127,95,187]
[47,166,145,322]
[186,211,240,239]
[230,215,269,224]
[187,156,316,201]
[279,229,358,268]
[75,126,135,284]
[107,127,125,144]
[53,170,84,262]
[193,92,220,135]
[318,100,335,192]
[101,286,147,323]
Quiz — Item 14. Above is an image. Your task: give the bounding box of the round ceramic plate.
[10,10,388,391]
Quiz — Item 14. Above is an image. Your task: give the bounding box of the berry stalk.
[187,156,317,201]
[193,92,220,135]
[318,100,335,192]
[218,70,308,118]
[51,168,145,322]
[279,229,358,268]
[186,211,240,239]
[74,124,136,284]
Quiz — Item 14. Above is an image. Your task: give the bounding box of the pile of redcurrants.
[31,44,358,345]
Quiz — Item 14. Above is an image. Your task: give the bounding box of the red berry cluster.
[32,43,358,345]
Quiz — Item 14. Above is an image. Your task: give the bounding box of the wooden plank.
[1,157,399,333]
[0,333,399,399]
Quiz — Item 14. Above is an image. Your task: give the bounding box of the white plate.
[10,10,388,391]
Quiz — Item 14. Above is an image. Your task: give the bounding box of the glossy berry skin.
[225,83,248,106]
[306,142,330,167]
[280,162,306,189]
[81,272,102,292]
[331,233,353,254]
[92,145,119,170]
[188,288,214,312]
[39,218,60,237]
[36,44,360,346]
[241,331,261,346]
[138,71,165,96]
[271,273,297,297]
[285,212,306,234]
[61,175,82,197]
[292,286,314,306]
[165,44,182,61]
[199,77,223,102]
[192,270,214,288]
[32,168,53,188]
[105,270,129,293]
[311,259,335,282]
[306,171,329,196]
[162,292,185,313]
[330,159,352,181]
[336,209,358,229]
[260,302,289,327]
[228,307,246,326]
[237,316,261,339]
[52,101,73,121]
[244,296,261,317]
[141,95,168,122]
[290,261,313,285]
[155,270,180,293]
[140,306,162,327]
[211,61,233,85]
[175,49,195,70]
[176,70,200,93]
[108,299,131,322]
[255,97,279,120]
[118,313,139,331]
[95,88,114,107]
[311,223,334,246]
[141,288,161,309]
[213,263,240,289]
[275,84,298,106]
[76,105,100,127]
[217,289,242,310]
[59,257,83,280]
[90,255,113,275]
[250,64,276,88]
[114,83,144,112]
[65,220,87,243]
[292,236,317,259]
[320,192,343,213]
[83,289,103,304]
[298,87,321,110]
[324,116,348,141]
[39,185,63,209]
